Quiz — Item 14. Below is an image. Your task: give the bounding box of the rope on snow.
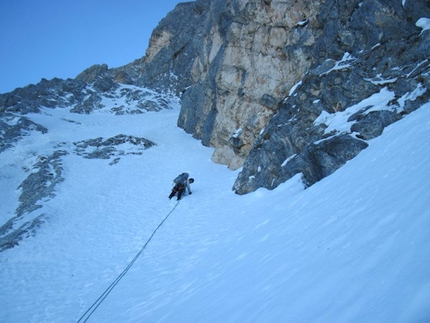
[77,200,180,323]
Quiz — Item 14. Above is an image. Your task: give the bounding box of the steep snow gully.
[1,94,429,322]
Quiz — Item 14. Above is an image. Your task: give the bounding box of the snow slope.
[1,95,429,323]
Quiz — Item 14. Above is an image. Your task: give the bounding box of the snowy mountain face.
[1,0,429,195]
[1,2,430,321]
[0,89,429,323]
[0,83,178,251]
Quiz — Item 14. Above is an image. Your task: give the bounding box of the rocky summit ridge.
[1,0,430,197]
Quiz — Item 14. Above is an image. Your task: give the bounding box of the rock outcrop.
[177,0,326,169]
[136,0,430,193]
[232,0,430,193]
[0,150,66,251]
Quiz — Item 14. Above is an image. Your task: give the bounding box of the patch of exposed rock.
[73,134,156,162]
[0,151,66,251]
[0,114,48,153]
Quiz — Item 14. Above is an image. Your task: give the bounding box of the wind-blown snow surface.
[1,99,430,322]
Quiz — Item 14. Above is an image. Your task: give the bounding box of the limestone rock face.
[142,0,429,193]
[143,0,429,193]
[174,0,325,169]
[232,0,430,194]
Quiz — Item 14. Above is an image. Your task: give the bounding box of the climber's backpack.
[173,173,189,184]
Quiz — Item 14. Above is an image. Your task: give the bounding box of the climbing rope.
[77,200,180,323]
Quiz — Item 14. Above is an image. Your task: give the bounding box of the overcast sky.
[0,0,185,94]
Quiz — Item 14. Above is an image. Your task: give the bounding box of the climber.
[169,172,194,200]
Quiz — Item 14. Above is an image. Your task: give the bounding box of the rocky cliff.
[1,0,429,196]
[143,0,430,194]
